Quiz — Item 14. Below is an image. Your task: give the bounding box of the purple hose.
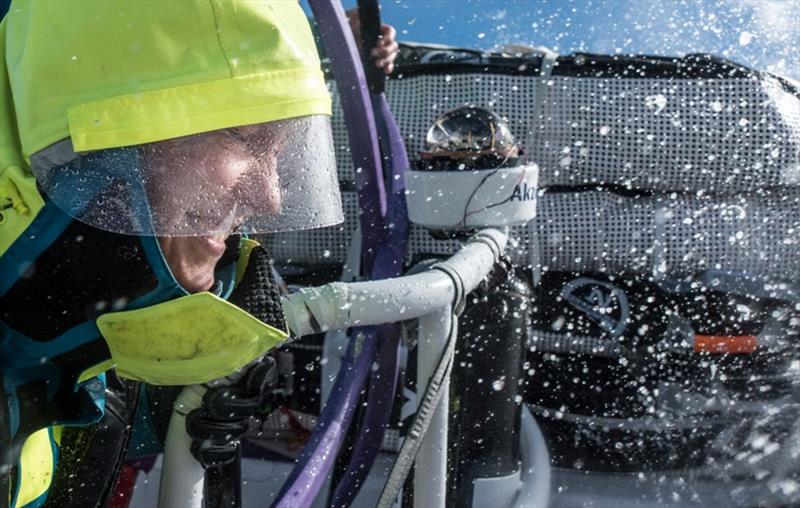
[329,91,411,508]
[308,0,386,273]
[272,328,377,508]
[270,1,390,506]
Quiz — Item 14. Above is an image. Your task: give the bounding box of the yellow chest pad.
[96,292,287,386]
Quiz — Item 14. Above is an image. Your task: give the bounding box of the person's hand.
[346,8,399,75]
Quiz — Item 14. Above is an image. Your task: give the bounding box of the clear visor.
[30,115,343,236]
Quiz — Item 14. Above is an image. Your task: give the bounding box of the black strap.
[357,0,386,94]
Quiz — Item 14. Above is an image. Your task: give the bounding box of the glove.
[185,355,279,468]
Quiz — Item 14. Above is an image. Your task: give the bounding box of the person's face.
[144,124,285,292]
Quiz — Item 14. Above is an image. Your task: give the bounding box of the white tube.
[516,406,551,508]
[414,307,454,508]
[159,372,245,508]
[283,228,506,336]
[158,384,207,508]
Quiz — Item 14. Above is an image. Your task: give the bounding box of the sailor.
[0,2,395,506]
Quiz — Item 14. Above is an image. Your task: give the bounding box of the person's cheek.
[201,148,248,207]
[239,159,282,216]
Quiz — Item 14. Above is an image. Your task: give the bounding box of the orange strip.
[693,335,757,354]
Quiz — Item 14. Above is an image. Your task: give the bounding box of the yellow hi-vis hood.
[4,0,332,159]
[1,19,43,257]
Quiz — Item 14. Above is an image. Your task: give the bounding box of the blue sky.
[308,0,800,80]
